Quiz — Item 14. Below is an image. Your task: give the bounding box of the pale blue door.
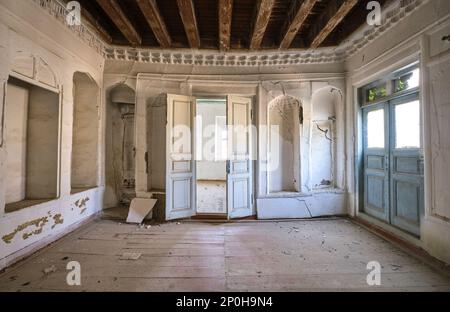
[363,103,390,223]
[362,92,424,236]
[389,93,424,236]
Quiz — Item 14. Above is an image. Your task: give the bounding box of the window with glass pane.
[367,109,385,148]
[395,100,420,149]
[394,68,420,93]
[366,83,388,103]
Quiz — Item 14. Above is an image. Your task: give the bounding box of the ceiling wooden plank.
[279,0,318,49]
[81,8,112,43]
[177,0,201,49]
[136,0,172,48]
[96,0,141,46]
[218,0,233,51]
[249,0,275,50]
[310,0,358,49]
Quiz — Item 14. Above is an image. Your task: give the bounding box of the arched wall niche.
[3,53,60,212]
[267,95,303,193]
[105,83,136,208]
[71,72,100,193]
[310,86,343,189]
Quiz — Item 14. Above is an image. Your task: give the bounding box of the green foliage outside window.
[367,85,387,102]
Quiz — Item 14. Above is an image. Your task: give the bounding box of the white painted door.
[166,94,195,220]
[227,95,254,219]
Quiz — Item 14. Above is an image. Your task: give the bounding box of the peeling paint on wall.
[51,214,64,229]
[2,217,49,244]
[75,197,90,215]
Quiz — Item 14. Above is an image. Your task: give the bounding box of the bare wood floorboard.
[0,218,449,292]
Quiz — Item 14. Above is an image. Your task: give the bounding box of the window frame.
[359,62,420,107]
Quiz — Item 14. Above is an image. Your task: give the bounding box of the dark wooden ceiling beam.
[249,0,275,50]
[177,0,201,49]
[279,0,318,49]
[218,0,233,51]
[310,0,358,49]
[96,0,141,46]
[136,0,172,48]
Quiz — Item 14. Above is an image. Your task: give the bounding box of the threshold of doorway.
[191,214,228,221]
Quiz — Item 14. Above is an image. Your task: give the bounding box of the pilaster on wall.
[0,22,10,216]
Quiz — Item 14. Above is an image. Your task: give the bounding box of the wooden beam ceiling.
[136,0,171,48]
[78,0,374,51]
[279,0,318,50]
[310,0,358,49]
[249,0,275,50]
[95,0,141,46]
[177,0,201,49]
[218,0,233,51]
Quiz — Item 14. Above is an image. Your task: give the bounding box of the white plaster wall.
[345,0,450,264]
[0,0,105,269]
[127,73,347,220]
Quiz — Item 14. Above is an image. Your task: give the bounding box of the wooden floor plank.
[0,218,449,292]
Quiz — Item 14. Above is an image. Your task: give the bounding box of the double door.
[165,94,253,220]
[362,92,424,236]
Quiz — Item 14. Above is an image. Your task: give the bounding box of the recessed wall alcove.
[4,77,59,212]
[310,86,343,190]
[267,95,303,194]
[71,72,100,194]
[105,83,136,208]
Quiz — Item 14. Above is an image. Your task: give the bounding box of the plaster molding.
[35,0,427,66]
[31,0,106,55]
[135,73,346,83]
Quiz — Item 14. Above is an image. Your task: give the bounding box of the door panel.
[227,95,253,219]
[166,94,195,220]
[363,104,389,222]
[389,94,423,236]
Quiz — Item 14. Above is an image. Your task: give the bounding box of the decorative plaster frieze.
[33,0,426,66]
[31,0,106,55]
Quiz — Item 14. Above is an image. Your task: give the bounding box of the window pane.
[395,100,420,148]
[395,68,420,93]
[367,109,385,148]
[366,83,388,103]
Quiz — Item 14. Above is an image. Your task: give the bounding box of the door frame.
[193,96,228,218]
[166,93,256,221]
[358,87,423,236]
[192,95,255,219]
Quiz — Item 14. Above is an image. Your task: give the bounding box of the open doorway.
[195,98,227,215]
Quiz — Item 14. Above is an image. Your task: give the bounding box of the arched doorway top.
[110,83,136,104]
[268,95,302,110]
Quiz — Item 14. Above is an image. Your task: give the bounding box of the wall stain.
[51,214,64,229]
[2,217,49,244]
[75,197,90,215]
